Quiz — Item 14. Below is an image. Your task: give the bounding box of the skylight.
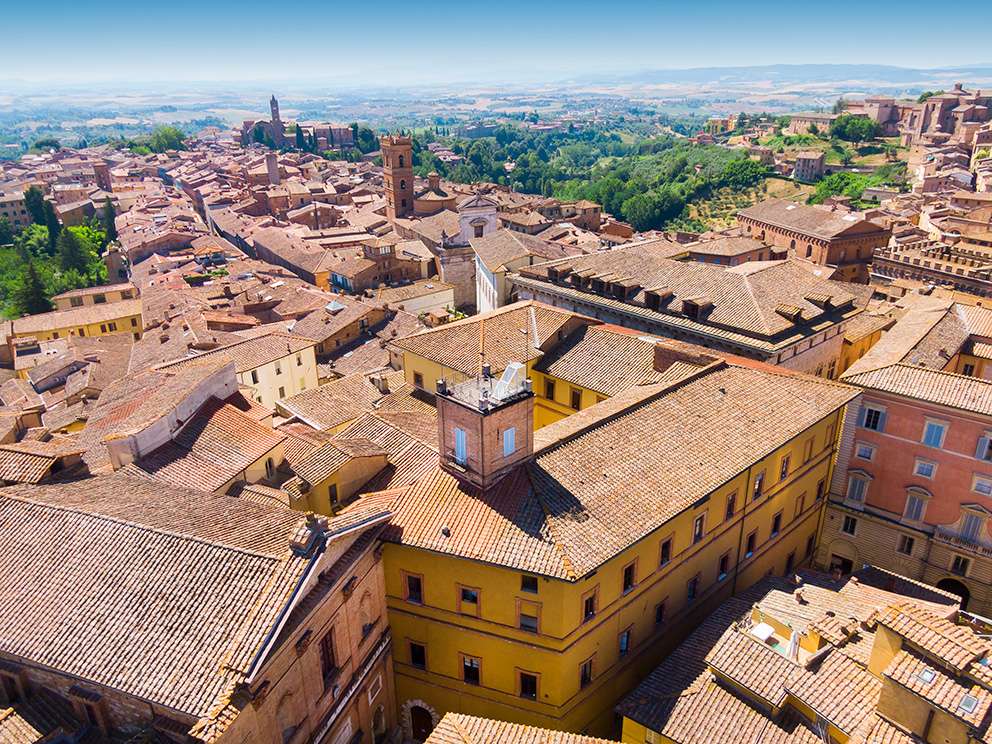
[959,694,979,715]
[916,667,936,684]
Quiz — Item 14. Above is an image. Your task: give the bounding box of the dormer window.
[682,300,701,319]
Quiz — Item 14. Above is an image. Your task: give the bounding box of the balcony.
[934,528,992,557]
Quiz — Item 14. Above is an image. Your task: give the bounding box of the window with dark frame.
[687,575,700,602]
[519,672,538,700]
[462,656,481,685]
[545,379,555,400]
[521,575,538,593]
[806,534,816,558]
[725,493,736,521]
[406,574,423,604]
[409,642,426,669]
[692,514,705,544]
[580,658,594,688]
[753,472,765,500]
[660,537,673,566]
[771,512,782,537]
[655,600,667,625]
[718,552,730,579]
[746,530,757,557]
[583,592,597,621]
[319,629,337,685]
[619,629,631,657]
[622,563,636,593]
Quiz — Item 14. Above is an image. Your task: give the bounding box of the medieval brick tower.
[269,95,284,146]
[381,135,413,222]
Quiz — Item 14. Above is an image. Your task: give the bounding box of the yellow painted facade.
[11,313,143,346]
[387,409,847,738]
[399,351,609,431]
[290,454,389,515]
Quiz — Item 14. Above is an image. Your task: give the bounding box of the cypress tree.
[57,229,89,274]
[14,261,52,316]
[43,200,61,255]
[295,126,305,150]
[103,197,118,243]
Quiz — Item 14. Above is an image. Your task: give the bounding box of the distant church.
[242,96,287,147]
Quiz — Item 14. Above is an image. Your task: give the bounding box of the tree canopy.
[149,126,187,153]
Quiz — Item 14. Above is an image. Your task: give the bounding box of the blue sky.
[2,0,990,83]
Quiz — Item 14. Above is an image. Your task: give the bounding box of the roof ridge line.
[524,463,578,581]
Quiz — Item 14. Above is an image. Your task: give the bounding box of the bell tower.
[270,95,284,146]
[435,363,534,491]
[381,135,413,222]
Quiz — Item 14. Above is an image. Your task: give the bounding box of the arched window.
[398,155,404,168]
[360,593,374,637]
[401,199,407,208]
[806,245,813,258]
[278,695,298,744]
[790,239,796,250]
[400,179,406,191]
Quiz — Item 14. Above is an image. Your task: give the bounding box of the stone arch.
[401,699,440,742]
[937,577,971,611]
[825,537,860,574]
[278,694,299,744]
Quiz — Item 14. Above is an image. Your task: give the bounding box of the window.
[841,516,858,536]
[655,600,667,625]
[518,671,538,700]
[846,476,867,504]
[459,586,479,615]
[976,437,992,462]
[462,656,480,685]
[278,386,285,398]
[726,493,737,521]
[519,608,539,633]
[582,587,598,622]
[785,551,796,574]
[70,296,83,307]
[521,575,538,594]
[570,387,581,410]
[692,513,706,544]
[251,370,259,384]
[771,512,782,537]
[923,421,947,449]
[659,536,673,567]
[951,555,970,576]
[859,405,887,432]
[974,476,992,497]
[404,573,423,604]
[780,456,790,481]
[265,457,276,479]
[579,657,595,689]
[94,294,106,304]
[474,224,484,238]
[319,629,337,684]
[100,324,107,333]
[816,479,826,502]
[618,628,632,658]
[622,562,637,593]
[962,513,984,543]
[904,494,926,522]
[805,534,816,558]
[963,363,976,376]
[753,472,765,500]
[400,179,406,191]
[718,551,730,579]
[413,372,424,388]
[897,535,915,556]
[130,317,137,327]
[0,674,21,704]
[855,443,875,461]
[803,437,814,463]
[275,363,282,375]
[544,378,555,400]
[687,575,700,602]
[746,530,757,557]
[454,427,467,465]
[914,458,936,479]
[795,493,806,519]
[409,641,427,669]
[296,354,302,366]
[503,427,516,457]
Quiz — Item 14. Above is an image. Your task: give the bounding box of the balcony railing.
[934,528,992,557]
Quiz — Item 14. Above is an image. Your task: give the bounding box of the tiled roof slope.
[426,713,619,744]
[843,364,992,416]
[470,230,571,273]
[155,331,315,374]
[0,475,307,719]
[618,568,957,743]
[277,370,404,431]
[533,325,706,396]
[738,198,886,239]
[121,397,285,492]
[376,363,857,579]
[516,245,860,339]
[391,300,595,376]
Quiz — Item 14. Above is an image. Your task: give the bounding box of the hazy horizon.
[3,0,991,86]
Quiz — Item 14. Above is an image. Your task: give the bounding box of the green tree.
[103,197,118,242]
[808,123,820,137]
[621,193,659,232]
[723,158,766,190]
[0,216,13,246]
[57,229,89,274]
[149,126,187,153]
[295,126,306,150]
[32,137,60,151]
[23,186,45,225]
[13,262,52,316]
[832,98,848,114]
[43,200,61,254]
[916,90,943,104]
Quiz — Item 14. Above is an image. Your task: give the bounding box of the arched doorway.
[937,578,971,611]
[410,706,434,742]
